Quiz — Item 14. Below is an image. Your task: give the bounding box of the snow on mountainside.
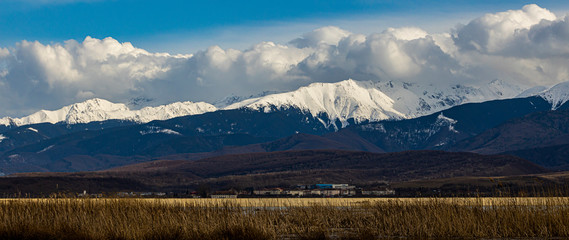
[214,91,280,108]
[225,80,406,128]
[224,79,523,128]
[514,80,569,110]
[0,98,217,126]
[134,101,217,123]
[538,81,569,110]
[516,86,549,98]
[369,79,522,118]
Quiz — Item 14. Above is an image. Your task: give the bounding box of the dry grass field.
[1,197,569,239]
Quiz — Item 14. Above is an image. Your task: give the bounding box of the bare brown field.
[1,197,569,239]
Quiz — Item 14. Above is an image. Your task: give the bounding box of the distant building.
[115,191,166,197]
[211,194,237,198]
[211,190,238,198]
[321,189,341,196]
[362,189,395,196]
[310,189,322,195]
[287,190,306,196]
[340,189,356,196]
[284,184,359,197]
[117,192,135,197]
[253,188,284,195]
[315,184,355,189]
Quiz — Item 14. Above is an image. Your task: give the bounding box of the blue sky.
[1,0,566,53]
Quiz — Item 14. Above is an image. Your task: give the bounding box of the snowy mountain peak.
[539,81,569,110]
[225,79,407,128]
[225,79,526,129]
[65,98,131,124]
[0,98,217,126]
[70,98,127,111]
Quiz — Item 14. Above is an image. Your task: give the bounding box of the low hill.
[504,144,569,171]
[100,150,546,189]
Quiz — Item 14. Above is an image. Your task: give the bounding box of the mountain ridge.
[1,79,542,129]
[0,98,217,127]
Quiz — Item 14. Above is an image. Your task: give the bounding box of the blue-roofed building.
[315,184,353,189]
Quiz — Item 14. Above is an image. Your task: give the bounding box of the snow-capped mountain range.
[1,79,568,128]
[0,98,217,126]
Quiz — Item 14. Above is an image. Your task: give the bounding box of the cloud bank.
[0,4,568,117]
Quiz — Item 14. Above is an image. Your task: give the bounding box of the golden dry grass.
[0,197,568,239]
[7,197,568,206]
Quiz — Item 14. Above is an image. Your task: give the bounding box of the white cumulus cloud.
[0,37,189,116]
[452,4,569,86]
[290,26,352,48]
[453,4,557,53]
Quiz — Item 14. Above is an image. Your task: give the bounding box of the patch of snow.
[139,126,182,136]
[434,142,446,147]
[38,145,54,153]
[436,113,457,124]
[27,127,39,133]
[435,113,458,133]
[360,123,386,133]
[0,134,6,143]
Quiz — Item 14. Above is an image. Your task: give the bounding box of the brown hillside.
[105,150,547,185]
[4,149,555,195]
